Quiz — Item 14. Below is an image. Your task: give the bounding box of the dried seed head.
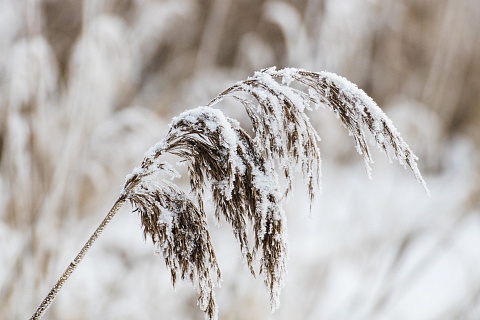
[121,67,428,319]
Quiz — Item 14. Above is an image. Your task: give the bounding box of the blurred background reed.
[1,0,479,319]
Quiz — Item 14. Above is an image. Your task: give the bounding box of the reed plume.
[30,67,428,320]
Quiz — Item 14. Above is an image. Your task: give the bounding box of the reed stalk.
[30,198,126,320]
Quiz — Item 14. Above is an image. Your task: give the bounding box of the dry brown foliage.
[31,67,427,320]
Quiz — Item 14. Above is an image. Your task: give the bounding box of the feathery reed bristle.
[119,67,428,319]
[127,181,220,319]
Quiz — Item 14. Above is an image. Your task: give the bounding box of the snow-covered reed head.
[120,67,428,319]
[29,67,428,320]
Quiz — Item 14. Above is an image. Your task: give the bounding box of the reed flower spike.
[30,67,428,320]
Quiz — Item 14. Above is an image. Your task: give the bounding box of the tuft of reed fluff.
[31,67,428,320]
[127,181,221,319]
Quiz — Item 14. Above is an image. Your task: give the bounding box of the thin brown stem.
[30,197,126,320]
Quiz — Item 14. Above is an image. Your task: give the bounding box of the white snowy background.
[1,0,480,319]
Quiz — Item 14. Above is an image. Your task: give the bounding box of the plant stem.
[30,197,126,320]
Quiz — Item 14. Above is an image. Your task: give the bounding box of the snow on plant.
[30,67,428,320]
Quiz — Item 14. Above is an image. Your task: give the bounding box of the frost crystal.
[120,67,428,320]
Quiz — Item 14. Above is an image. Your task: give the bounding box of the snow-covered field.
[1,1,479,319]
